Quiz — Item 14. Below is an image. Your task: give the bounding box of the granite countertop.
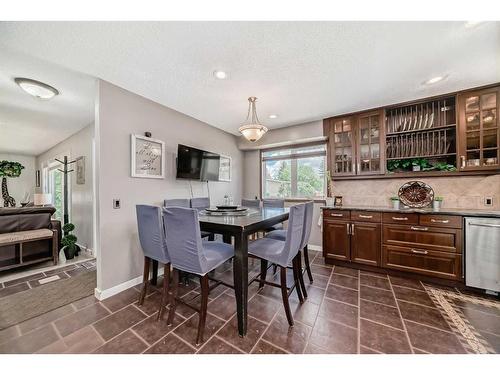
[320,205,500,218]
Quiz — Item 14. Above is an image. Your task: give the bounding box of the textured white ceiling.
[1,21,499,139]
[0,47,95,156]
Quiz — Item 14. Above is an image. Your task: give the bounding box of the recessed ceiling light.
[269,114,278,119]
[423,75,447,85]
[213,70,228,80]
[15,78,59,99]
[465,21,483,29]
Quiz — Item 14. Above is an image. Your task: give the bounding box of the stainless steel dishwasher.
[465,217,500,294]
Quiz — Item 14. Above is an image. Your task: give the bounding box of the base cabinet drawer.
[383,224,462,253]
[382,245,462,280]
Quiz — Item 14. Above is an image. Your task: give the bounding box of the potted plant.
[0,160,25,207]
[433,196,444,210]
[61,223,80,259]
[411,158,429,172]
[390,196,400,209]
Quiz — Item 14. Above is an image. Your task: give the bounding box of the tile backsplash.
[333,174,500,210]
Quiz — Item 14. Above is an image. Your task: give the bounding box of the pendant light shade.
[238,97,268,142]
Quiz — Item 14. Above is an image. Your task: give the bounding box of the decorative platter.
[398,181,434,208]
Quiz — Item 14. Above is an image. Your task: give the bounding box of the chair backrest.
[241,198,261,208]
[164,198,190,208]
[136,205,169,263]
[162,206,207,274]
[299,201,314,249]
[190,197,210,211]
[263,199,285,208]
[279,203,306,266]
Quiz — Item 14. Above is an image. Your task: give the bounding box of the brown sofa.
[0,207,61,272]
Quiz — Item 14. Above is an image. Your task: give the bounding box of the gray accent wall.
[36,124,95,253]
[96,80,243,292]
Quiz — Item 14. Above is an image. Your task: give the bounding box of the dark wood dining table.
[151,206,289,337]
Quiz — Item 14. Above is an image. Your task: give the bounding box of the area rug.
[426,286,500,354]
[0,270,96,329]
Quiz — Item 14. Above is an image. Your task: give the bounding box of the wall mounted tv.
[176,144,220,181]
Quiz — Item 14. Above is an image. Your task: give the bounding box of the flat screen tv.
[176,144,220,181]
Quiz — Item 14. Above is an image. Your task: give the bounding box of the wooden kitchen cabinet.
[323,210,381,266]
[323,219,351,261]
[351,222,381,266]
[325,110,385,177]
[323,209,464,282]
[458,86,500,171]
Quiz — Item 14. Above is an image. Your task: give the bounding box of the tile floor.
[0,250,499,354]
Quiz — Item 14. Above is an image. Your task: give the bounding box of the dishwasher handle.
[468,222,500,228]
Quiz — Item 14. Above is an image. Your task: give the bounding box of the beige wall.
[36,124,95,252]
[96,80,243,292]
[0,153,36,205]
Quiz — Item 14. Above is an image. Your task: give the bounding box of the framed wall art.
[131,134,165,179]
[76,156,85,185]
[218,154,231,182]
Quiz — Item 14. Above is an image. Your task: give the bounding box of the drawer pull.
[347,223,350,235]
[392,217,408,221]
[359,215,373,219]
[431,219,449,224]
[411,249,428,255]
[330,213,343,217]
[410,226,429,231]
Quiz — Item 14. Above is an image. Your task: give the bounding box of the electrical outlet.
[484,197,493,207]
[113,199,121,209]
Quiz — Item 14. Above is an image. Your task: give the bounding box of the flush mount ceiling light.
[238,97,268,142]
[269,114,278,119]
[15,78,59,99]
[213,70,228,80]
[423,75,447,85]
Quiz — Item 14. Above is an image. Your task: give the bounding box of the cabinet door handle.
[392,216,408,221]
[330,213,343,217]
[359,215,373,219]
[461,155,466,169]
[411,249,428,255]
[430,219,449,224]
[410,226,429,231]
[351,223,355,235]
[346,223,350,235]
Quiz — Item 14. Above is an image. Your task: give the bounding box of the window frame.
[260,141,327,202]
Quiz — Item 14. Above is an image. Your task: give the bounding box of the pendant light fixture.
[239,97,268,142]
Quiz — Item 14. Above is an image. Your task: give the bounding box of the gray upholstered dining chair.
[262,198,285,231]
[164,198,190,208]
[248,203,307,326]
[267,201,315,288]
[135,205,171,321]
[241,198,261,208]
[163,206,234,345]
[189,197,215,240]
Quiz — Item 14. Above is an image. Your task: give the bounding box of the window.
[261,143,326,199]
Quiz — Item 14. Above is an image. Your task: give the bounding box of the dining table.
[150,206,289,337]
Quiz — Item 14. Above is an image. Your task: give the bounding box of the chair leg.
[292,256,304,304]
[280,265,294,326]
[157,263,171,321]
[196,274,210,345]
[303,245,314,283]
[167,269,179,326]
[138,256,150,305]
[272,264,278,274]
[208,233,215,241]
[296,252,308,299]
[259,259,268,289]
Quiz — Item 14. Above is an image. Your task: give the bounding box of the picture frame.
[76,156,85,185]
[131,134,165,179]
[218,154,231,182]
[334,195,343,207]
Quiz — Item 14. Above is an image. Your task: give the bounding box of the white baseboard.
[308,244,322,251]
[94,267,165,301]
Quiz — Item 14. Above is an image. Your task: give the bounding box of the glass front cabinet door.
[328,116,356,176]
[356,110,385,175]
[458,86,500,171]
